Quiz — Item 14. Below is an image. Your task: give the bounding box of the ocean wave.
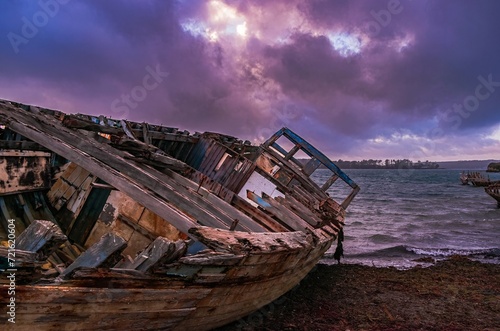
[408,247,500,259]
[344,245,414,258]
[337,245,500,260]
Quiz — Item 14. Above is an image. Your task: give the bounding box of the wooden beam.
[303,157,321,176]
[16,220,67,260]
[0,196,13,234]
[0,103,199,237]
[128,237,187,272]
[246,191,313,232]
[142,123,152,145]
[284,144,300,161]
[321,174,339,191]
[0,103,268,235]
[232,196,290,232]
[62,114,198,143]
[59,233,127,279]
[0,140,50,152]
[120,119,138,140]
[154,166,268,232]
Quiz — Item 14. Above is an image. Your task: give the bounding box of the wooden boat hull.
[1,228,332,330]
[485,184,500,208]
[0,100,358,330]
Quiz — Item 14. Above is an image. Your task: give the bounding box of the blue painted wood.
[264,128,359,190]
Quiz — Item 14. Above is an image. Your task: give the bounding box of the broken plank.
[142,123,152,145]
[232,196,290,232]
[129,237,187,272]
[59,233,127,279]
[16,220,67,260]
[260,193,316,232]
[24,112,239,231]
[246,191,312,232]
[0,103,199,237]
[275,195,322,227]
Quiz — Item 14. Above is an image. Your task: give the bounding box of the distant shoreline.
[323,159,500,171]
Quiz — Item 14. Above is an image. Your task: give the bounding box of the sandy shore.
[218,256,500,331]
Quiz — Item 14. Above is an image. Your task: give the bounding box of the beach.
[220,256,500,331]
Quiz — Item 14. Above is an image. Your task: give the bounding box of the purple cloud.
[1,0,499,160]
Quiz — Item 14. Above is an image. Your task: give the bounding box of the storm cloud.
[1,0,499,161]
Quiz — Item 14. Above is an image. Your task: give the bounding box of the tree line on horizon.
[333,159,440,169]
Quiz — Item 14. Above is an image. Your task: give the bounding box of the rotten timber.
[59,233,127,278]
[16,220,67,260]
[485,183,500,207]
[0,99,360,331]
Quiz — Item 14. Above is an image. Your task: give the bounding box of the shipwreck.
[485,183,500,208]
[0,99,359,330]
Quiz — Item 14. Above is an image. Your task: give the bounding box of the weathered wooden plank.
[0,140,49,151]
[212,155,236,182]
[120,119,138,139]
[275,195,322,227]
[16,193,35,224]
[200,141,224,174]
[232,196,290,232]
[174,248,326,330]
[142,123,152,145]
[284,144,301,161]
[0,150,51,157]
[303,157,321,176]
[10,293,203,313]
[0,246,39,268]
[321,173,339,191]
[246,191,312,232]
[90,182,116,190]
[43,117,241,231]
[265,148,327,198]
[268,141,304,168]
[16,220,67,260]
[260,193,317,232]
[340,185,361,209]
[9,310,195,330]
[67,176,94,214]
[0,152,51,195]
[62,115,124,135]
[155,167,268,232]
[65,164,85,185]
[269,128,358,190]
[228,160,256,193]
[60,233,127,278]
[118,214,156,241]
[294,184,320,205]
[61,185,77,204]
[0,104,199,237]
[188,226,315,254]
[128,237,187,272]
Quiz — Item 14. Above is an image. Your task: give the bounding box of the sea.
[312,168,500,269]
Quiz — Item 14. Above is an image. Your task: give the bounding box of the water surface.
[312,169,500,268]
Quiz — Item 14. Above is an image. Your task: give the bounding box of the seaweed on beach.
[220,256,500,331]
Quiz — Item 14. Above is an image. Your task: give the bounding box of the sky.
[1,0,500,162]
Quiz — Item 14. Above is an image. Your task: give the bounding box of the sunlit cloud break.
[1,0,500,161]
